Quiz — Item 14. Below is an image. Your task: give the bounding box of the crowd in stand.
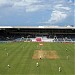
[0,34,75,42]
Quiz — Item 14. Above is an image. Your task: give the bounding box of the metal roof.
[0,26,75,29]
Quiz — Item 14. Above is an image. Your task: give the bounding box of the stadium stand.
[0,26,75,42]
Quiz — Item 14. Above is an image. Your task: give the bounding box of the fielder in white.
[7,53,8,56]
[36,62,38,67]
[7,64,10,68]
[59,67,61,72]
[40,56,42,59]
[66,55,69,60]
[66,49,67,51]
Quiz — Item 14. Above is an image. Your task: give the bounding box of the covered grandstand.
[0,26,75,42]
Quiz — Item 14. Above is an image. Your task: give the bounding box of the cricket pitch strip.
[32,50,59,59]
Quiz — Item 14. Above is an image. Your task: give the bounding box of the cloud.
[0,0,52,12]
[54,4,71,11]
[0,0,13,8]
[26,5,41,12]
[0,0,7,4]
[47,4,71,24]
[0,0,74,25]
[25,4,46,12]
[40,2,72,24]
[48,10,67,23]
[13,0,46,12]
[25,0,41,3]
[13,1,26,7]
[12,0,42,7]
[0,0,73,12]
[3,0,43,12]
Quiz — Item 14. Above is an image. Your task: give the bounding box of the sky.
[0,0,75,26]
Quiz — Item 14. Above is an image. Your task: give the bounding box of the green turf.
[0,42,74,75]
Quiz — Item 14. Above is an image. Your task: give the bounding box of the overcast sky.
[0,0,74,26]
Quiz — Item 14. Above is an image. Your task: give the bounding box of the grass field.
[0,42,74,75]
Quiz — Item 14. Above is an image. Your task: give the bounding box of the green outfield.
[0,42,74,75]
